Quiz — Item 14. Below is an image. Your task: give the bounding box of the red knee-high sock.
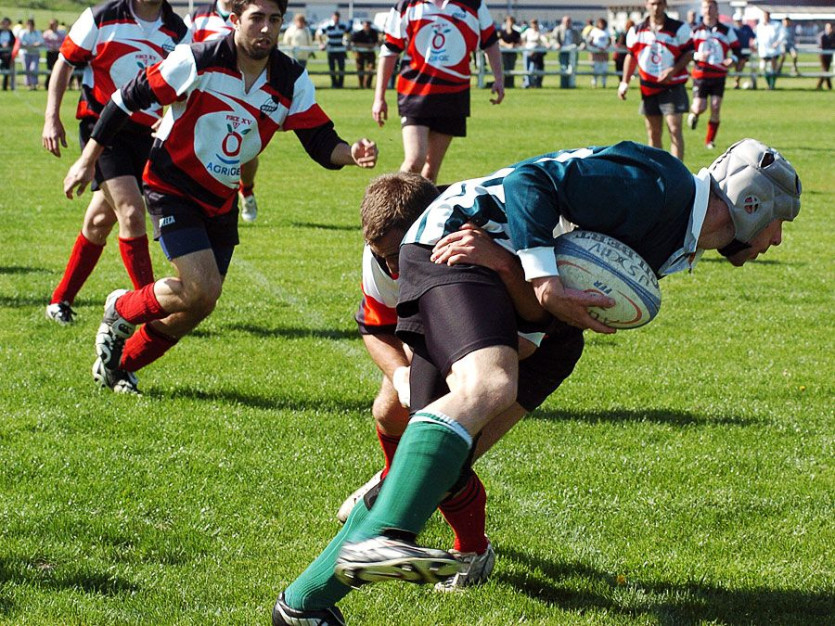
[439,472,489,554]
[120,323,178,372]
[51,232,105,304]
[114,282,167,325]
[118,235,154,289]
[706,121,720,145]
[376,427,401,478]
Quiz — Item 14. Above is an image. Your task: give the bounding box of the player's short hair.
[231,0,288,17]
[361,173,439,244]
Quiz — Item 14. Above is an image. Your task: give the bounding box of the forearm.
[329,141,356,167]
[495,256,549,323]
[375,53,397,99]
[44,58,74,120]
[362,333,410,380]
[621,54,637,82]
[484,43,504,83]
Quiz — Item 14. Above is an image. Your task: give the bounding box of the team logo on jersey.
[430,24,449,51]
[260,96,278,118]
[220,116,253,158]
[742,195,760,214]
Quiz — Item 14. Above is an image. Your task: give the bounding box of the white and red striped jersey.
[60,0,186,126]
[380,0,498,117]
[691,22,739,80]
[185,2,233,44]
[114,36,344,216]
[356,245,399,334]
[626,16,693,96]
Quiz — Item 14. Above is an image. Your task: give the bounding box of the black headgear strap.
[718,239,751,257]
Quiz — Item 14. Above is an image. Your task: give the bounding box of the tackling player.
[42,0,187,325]
[339,173,582,591]
[63,0,378,395]
[272,139,801,625]
[372,0,505,183]
[686,0,740,150]
[618,0,694,160]
[185,0,261,222]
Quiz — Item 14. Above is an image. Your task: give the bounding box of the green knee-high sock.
[348,410,472,541]
[284,495,372,610]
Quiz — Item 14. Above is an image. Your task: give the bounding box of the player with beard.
[63,0,378,394]
[186,0,262,222]
[42,0,187,326]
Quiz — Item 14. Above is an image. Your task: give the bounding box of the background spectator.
[779,17,799,75]
[732,12,755,89]
[20,18,43,90]
[552,15,581,88]
[498,15,521,88]
[283,13,313,68]
[317,11,349,88]
[755,10,783,90]
[817,22,833,90]
[351,19,379,89]
[0,17,14,91]
[42,19,65,89]
[586,17,611,88]
[522,18,548,88]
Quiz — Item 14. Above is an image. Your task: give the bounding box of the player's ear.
[230,11,240,27]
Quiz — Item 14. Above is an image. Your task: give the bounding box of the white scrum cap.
[708,138,802,243]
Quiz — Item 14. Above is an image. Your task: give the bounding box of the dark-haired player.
[185,0,262,222]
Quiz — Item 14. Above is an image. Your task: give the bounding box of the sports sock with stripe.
[348,410,472,541]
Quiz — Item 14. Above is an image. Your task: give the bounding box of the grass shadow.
[498,546,833,625]
[532,407,757,427]
[0,556,139,616]
[159,386,370,413]
[191,323,357,341]
[289,221,358,232]
[0,266,53,276]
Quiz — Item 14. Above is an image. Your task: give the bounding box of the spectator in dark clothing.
[351,20,379,89]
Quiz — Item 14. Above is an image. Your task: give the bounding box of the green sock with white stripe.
[348,410,472,540]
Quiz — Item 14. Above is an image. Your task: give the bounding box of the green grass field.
[0,82,833,625]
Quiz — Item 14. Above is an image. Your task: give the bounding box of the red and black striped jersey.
[380,0,498,118]
[626,16,693,96]
[691,22,739,80]
[115,35,343,216]
[185,2,233,44]
[60,0,186,126]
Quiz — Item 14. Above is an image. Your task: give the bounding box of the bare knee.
[180,279,222,320]
[372,385,409,436]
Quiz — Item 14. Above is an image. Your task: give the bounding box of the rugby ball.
[553,230,661,329]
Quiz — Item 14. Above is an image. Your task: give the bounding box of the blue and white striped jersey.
[402,141,708,279]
